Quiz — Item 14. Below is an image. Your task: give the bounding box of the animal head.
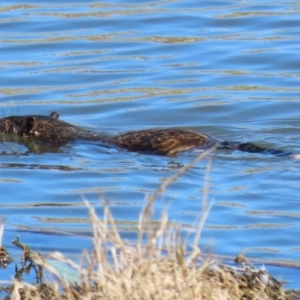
[0,112,76,144]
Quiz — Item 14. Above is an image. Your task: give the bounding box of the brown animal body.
[0,112,289,157]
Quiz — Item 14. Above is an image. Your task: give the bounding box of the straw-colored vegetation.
[0,149,299,300]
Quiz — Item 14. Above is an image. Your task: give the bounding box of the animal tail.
[219,141,291,157]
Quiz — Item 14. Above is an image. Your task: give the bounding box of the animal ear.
[26,117,37,132]
[20,117,37,137]
[50,112,59,119]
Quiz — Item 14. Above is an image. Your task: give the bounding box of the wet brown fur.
[0,113,103,145]
[0,112,289,157]
[0,112,218,156]
[109,129,214,156]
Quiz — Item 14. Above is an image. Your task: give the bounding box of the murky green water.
[0,0,300,288]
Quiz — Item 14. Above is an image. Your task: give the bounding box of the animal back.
[109,128,212,156]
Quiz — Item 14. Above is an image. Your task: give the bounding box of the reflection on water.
[0,0,300,288]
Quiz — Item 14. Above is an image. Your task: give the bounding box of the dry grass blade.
[139,146,217,246]
[1,147,298,300]
[2,201,298,300]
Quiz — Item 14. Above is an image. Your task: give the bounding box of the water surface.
[0,0,300,288]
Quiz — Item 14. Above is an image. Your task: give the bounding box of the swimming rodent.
[0,112,290,157]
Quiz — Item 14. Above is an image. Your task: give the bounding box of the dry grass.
[1,148,299,300]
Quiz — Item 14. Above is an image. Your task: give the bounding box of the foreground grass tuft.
[0,205,299,300]
[1,149,299,299]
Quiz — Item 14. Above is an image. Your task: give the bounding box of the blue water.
[0,0,300,288]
